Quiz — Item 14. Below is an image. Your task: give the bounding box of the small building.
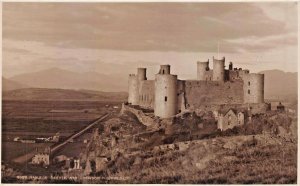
[217,109,245,131]
[51,132,60,143]
[31,153,50,166]
[277,102,285,112]
[13,137,20,142]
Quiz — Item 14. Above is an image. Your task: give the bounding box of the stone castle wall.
[128,57,266,118]
[183,80,244,109]
[138,80,154,108]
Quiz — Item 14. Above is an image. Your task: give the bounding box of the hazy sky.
[3,2,298,80]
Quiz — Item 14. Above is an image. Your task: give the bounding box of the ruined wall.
[218,110,239,131]
[138,80,155,108]
[121,104,159,129]
[128,74,139,105]
[243,73,264,103]
[218,110,245,131]
[184,80,244,109]
[194,103,270,115]
[154,74,178,118]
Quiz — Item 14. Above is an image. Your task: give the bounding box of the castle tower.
[128,74,139,105]
[128,68,147,105]
[243,73,264,103]
[197,60,209,80]
[158,65,171,75]
[137,68,147,81]
[154,65,178,118]
[229,62,233,70]
[213,56,225,82]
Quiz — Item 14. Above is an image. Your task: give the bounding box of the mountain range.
[2,77,29,91]
[2,68,297,101]
[259,70,297,101]
[6,67,128,92]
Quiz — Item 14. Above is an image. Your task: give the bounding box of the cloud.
[225,32,297,53]
[2,3,298,78]
[3,2,297,53]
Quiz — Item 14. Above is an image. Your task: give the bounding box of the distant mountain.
[5,68,297,101]
[3,88,128,101]
[259,70,297,100]
[2,77,29,91]
[9,68,128,92]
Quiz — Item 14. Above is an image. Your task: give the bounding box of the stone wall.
[121,104,159,130]
[194,103,270,115]
[138,80,154,108]
[184,80,244,109]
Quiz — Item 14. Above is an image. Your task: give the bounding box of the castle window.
[165,96,167,102]
[248,81,250,86]
[248,90,250,94]
[162,70,165,74]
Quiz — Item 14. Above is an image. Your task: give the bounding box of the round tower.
[128,74,139,105]
[197,60,209,80]
[243,73,264,103]
[213,56,225,82]
[159,65,170,75]
[154,65,178,118]
[137,68,147,81]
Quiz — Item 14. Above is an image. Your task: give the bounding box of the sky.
[2,2,298,80]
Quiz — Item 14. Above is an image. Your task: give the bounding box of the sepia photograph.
[1,1,298,184]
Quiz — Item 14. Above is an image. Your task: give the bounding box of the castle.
[128,56,268,118]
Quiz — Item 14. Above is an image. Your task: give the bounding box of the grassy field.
[2,100,121,133]
[2,142,52,162]
[2,100,122,164]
